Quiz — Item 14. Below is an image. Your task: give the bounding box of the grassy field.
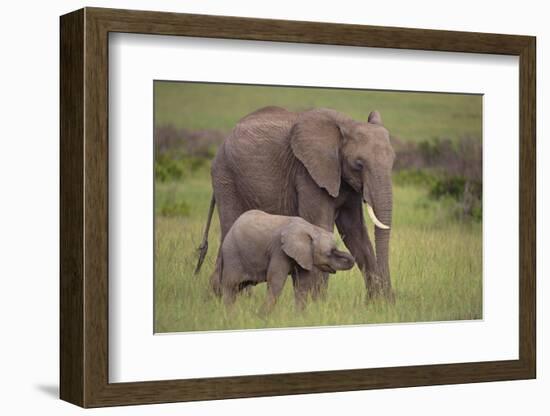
[154,82,483,333]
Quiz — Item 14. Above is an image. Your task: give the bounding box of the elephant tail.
[194,194,216,275]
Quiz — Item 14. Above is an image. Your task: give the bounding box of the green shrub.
[428,176,482,222]
[155,153,210,183]
[418,137,446,162]
[158,200,191,217]
[430,176,466,200]
[471,204,482,222]
[155,154,186,182]
[187,157,207,172]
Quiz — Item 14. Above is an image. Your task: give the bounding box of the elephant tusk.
[366,204,390,230]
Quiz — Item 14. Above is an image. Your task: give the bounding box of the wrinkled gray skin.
[208,106,395,303]
[218,210,355,307]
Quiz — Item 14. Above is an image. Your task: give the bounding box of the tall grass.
[154,170,482,333]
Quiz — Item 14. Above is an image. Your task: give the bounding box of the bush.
[157,199,191,217]
[154,125,217,183]
[393,136,482,184]
[155,153,209,182]
[392,136,482,221]
[429,176,482,222]
[155,154,186,182]
[430,176,466,200]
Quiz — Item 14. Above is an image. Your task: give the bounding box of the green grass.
[154,169,482,333]
[154,81,482,143]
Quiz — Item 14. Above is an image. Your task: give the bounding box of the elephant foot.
[210,275,222,298]
[258,297,277,317]
[293,291,307,310]
[314,274,330,301]
[365,273,395,303]
[292,281,328,308]
[291,269,327,308]
[241,285,254,297]
[365,290,395,305]
[309,283,328,302]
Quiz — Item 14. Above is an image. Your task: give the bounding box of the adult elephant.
[195,106,395,303]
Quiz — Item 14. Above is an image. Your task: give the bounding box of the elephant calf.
[216,210,355,307]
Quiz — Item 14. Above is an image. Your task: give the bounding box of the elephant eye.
[353,159,364,170]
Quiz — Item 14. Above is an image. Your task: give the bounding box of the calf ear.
[281,224,313,271]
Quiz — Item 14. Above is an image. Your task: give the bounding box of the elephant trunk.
[374,177,393,297]
[363,172,393,298]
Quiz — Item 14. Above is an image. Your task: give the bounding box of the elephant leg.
[262,247,291,314]
[209,177,246,295]
[294,171,335,301]
[219,268,238,306]
[264,256,290,313]
[335,195,387,299]
[219,260,243,307]
[221,285,238,306]
[291,269,326,308]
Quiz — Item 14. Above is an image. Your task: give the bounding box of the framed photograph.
[60,7,536,408]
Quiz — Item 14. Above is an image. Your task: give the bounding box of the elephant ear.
[368,110,383,125]
[290,116,341,198]
[281,222,314,271]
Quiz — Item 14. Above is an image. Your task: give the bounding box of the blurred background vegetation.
[154,81,482,332]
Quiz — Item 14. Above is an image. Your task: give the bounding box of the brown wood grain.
[59,8,84,406]
[59,7,537,408]
[518,38,536,375]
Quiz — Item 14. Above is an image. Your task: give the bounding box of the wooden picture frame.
[60,7,536,408]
